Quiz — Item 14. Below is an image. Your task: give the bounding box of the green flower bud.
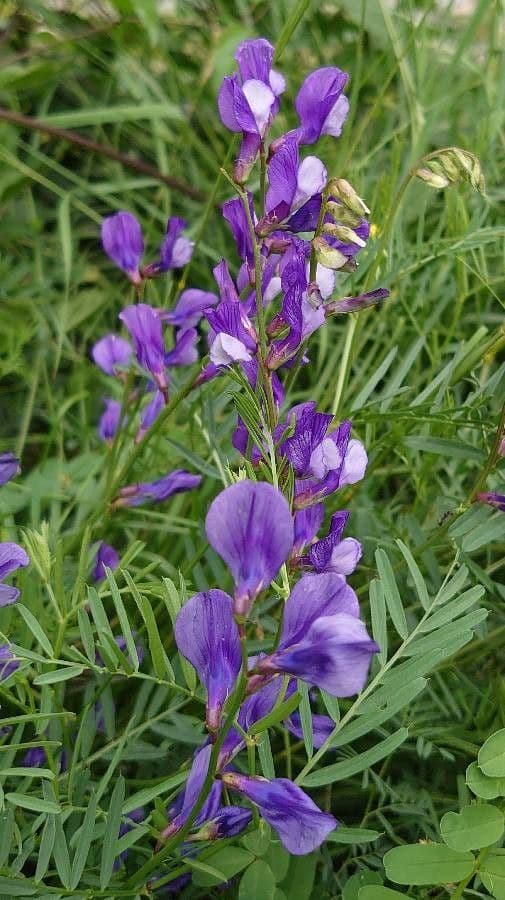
[312,236,348,270]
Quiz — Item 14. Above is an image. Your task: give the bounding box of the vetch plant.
[0,21,497,900]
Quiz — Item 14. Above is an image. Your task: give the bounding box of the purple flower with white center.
[0,542,29,607]
[294,67,349,145]
[116,470,201,507]
[266,241,328,369]
[218,38,285,182]
[205,481,294,618]
[23,747,46,768]
[92,334,133,376]
[98,398,122,443]
[222,194,256,265]
[221,773,336,855]
[280,403,334,477]
[175,590,241,731]
[92,542,120,583]
[258,137,327,234]
[159,217,193,270]
[309,512,362,576]
[159,289,218,329]
[0,452,20,486]
[206,301,257,367]
[476,491,505,512]
[101,212,144,285]
[293,419,368,509]
[119,304,168,393]
[0,644,19,680]
[194,806,253,841]
[160,745,222,841]
[254,573,377,696]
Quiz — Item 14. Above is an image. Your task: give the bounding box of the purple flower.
[0,542,29,607]
[205,481,294,617]
[175,590,241,731]
[119,304,167,392]
[309,512,362,576]
[206,301,257,367]
[218,38,285,182]
[477,492,505,512]
[92,542,120,583]
[258,137,326,234]
[160,745,222,840]
[325,287,390,317]
[159,289,218,329]
[222,195,256,265]
[116,470,202,507]
[0,644,19,680]
[137,390,165,442]
[98,398,122,443]
[294,67,349,145]
[194,806,253,841]
[280,403,334,477]
[92,334,133,376]
[0,452,20,486]
[165,328,199,367]
[23,747,46,768]
[101,212,144,285]
[255,573,377,696]
[292,419,368,509]
[221,773,336,855]
[293,504,325,555]
[159,217,193,270]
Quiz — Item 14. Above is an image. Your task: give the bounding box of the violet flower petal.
[175,590,241,731]
[0,453,20,486]
[295,67,349,145]
[205,481,294,617]
[98,398,122,442]
[160,289,218,329]
[92,335,133,375]
[270,613,378,697]
[119,304,167,389]
[165,328,199,367]
[221,773,336,855]
[222,194,255,264]
[93,542,120,583]
[101,212,144,284]
[0,644,19,680]
[118,470,201,507]
[163,745,222,838]
[280,572,359,648]
[0,542,29,581]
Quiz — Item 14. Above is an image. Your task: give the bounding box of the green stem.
[126,635,250,889]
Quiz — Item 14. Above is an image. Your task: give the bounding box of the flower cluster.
[164,480,377,855]
[85,36,386,868]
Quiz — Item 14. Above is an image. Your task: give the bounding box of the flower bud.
[415,167,450,189]
[325,201,362,228]
[322,222,367,247]
[327,178,370,216]
[312,236,347,270]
